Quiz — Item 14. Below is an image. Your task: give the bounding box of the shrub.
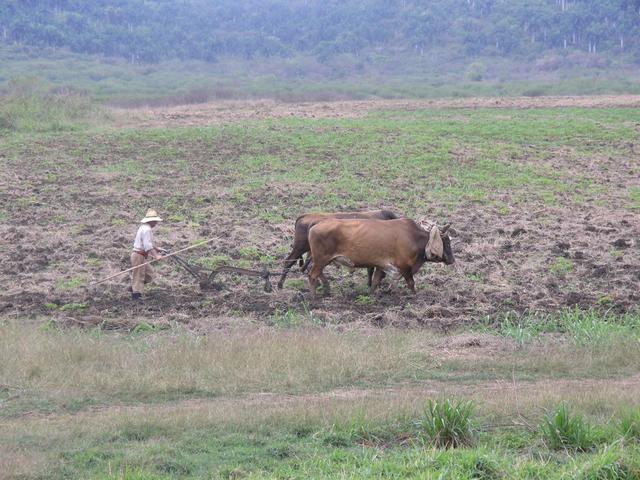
[541,402,596,451]
[417,399,475,448]
[522,86,547,97]
[466,62,486,82]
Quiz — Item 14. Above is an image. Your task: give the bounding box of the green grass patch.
[478,308,640,348]
[59,303,87,312]
[3,107,637,222]
[194,254,231,270]
[9,401,640,479]
[630,187,640,211]
[549,257,575,276]
[0,77,106,134]
[283,279,306,291]
[270,305,321,328]
[354,294,374,306]
[55,277,84,291]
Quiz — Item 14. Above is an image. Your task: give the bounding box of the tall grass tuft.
[0,76,105,133]
[541,402,597,451]
[417,398,475,448]
[618,408,640,443]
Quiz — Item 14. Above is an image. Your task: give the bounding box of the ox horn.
[440,223,451,235]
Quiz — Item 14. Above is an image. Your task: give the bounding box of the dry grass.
[2,320,640,417]
[0,321,433,404]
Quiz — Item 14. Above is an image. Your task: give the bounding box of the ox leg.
[277,247,308,289]
[368,268,385,289]
[319,273,331,296]
[370,269,386,294]
[308,261,329,298]
[402,271,416,293]
[308,276,317,297]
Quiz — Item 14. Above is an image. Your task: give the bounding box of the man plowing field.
[90,208,454,300]
[130,209,164,300]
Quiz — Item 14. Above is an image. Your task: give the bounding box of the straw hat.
[140,209,163,223]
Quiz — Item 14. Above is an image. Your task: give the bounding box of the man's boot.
[132,292,142,301]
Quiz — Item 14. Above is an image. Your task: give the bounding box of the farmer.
[130,209,164,300]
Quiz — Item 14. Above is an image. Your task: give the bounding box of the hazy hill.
[2,0,639,65]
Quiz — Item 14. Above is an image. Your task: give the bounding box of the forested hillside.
[1,0,639,64]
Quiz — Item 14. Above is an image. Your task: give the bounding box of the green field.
[3,46,640,104]
[1,90,640,478]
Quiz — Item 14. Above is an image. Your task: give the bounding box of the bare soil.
[116,95,640,128]
[1,96,639,330]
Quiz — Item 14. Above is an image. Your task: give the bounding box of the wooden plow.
[164,251,287,293]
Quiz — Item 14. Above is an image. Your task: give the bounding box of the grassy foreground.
[2,312,640,479]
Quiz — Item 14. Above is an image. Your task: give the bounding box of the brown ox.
[277,209,399,289]
[307,218,454,296]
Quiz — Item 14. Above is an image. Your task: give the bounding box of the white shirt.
[133,224,155,252]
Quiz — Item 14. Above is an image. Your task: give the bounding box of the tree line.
[1,0,639,64]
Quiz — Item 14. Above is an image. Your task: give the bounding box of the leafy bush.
[541,402,597,451]
[417,399,475,448]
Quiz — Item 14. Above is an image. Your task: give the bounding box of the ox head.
[426,224,455,265]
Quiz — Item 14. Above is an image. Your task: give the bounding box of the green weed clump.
[541,402,598,452]
[59,302,87,312]
[196,254,230,270]
[417,399,476,448]
[549,256,574,276]
[56,277,84,291]
[573,446,640,480]
[630,187,640,211]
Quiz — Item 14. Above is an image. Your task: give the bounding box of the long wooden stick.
[89,237,218,286]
